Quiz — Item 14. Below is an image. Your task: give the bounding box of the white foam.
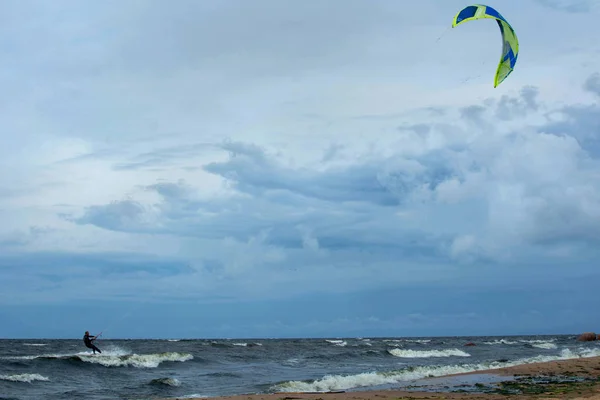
[22,343,47,347]
[531,342,558,350]
[520,339,557,344]
[483,339,518,345]
[231,342,263,347]
[273,347,600,393]
[326,340,347,347]
[388,348,471,358]
[79,351,193,368]
[0,373,49,383]
[2,348,193,369]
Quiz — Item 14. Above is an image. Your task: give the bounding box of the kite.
[452,4,519,87]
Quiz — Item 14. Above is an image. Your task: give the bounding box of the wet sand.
[166,356,600,400]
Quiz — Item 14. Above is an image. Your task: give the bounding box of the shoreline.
[168,356,600,400]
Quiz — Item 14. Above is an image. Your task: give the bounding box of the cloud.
[111,143,215,171]
[0,250,194,308]
[63,75,600,275]
[71,200,150,232]
[541,74,600,157]
[0,226,55,248]
[202,141,404,206]
[0,1,599,338]
[584,72,600,97]
[534,0,595,13]
[4,74,599,331]
[495,86,541,120]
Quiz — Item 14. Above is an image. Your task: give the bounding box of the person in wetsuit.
[83,331,102,354]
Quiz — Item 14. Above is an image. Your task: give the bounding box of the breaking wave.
[483,338,558,347]
[520,339,557,344]
[0,373,49,383]
[531,342,558,350]
[232,342,263,347]
[150,377,181,387]
[3,348,192,368]
[388,348,471,358]
[76,351,193,368]
[483,339,518,345]
[272,347,600,393]
[326,340,347,347]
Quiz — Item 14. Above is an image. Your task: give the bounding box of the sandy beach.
[169,356,600,400]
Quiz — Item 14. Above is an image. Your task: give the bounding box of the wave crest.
[388,348,471,358]
[273,347,600,393]
[78,351,193,368]
[3,349,193,368]
[150,377,181,387]
[0,373,49,383]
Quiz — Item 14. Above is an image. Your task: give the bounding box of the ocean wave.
[282,357,302,366]
[202,372,243,378]
[483,339,518,345]
[76,352,193,368]
[388,348,471,358]
[22,343,47,347]
[210,341,230,348]
[531,342,558,350]
[316,347,389,360]
[232,342,263,347]
[150,377,181,387]
[209,341,261,348]
[272,347,600,393]
[483,338,558,346]
[325,340,347,347]
[0,373,49,383]
[3,349,193,368]
[520,339,557,344]
[382,339,431,344]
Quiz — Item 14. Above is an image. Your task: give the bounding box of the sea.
[1,334,599,400]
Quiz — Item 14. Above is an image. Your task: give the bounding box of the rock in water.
[577,332,597,341]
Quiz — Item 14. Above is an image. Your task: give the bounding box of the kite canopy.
[452,4,519,87]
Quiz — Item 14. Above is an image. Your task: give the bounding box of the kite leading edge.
[452,4,519,87]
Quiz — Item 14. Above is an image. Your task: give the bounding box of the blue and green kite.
[452,4,519,87]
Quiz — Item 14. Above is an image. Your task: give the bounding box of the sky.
[0,0,599,339]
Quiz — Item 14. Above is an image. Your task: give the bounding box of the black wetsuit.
[83,334,101,354]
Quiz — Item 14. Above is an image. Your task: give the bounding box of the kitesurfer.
[83,331,102,354]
